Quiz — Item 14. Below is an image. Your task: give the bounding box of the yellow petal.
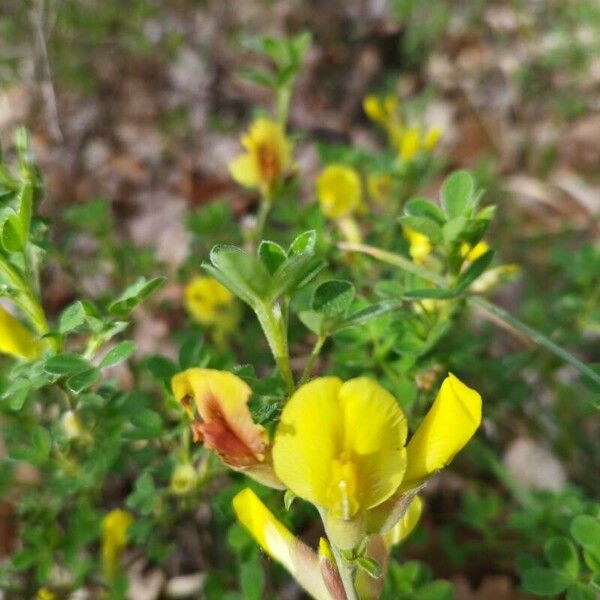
[229,153,259,188]
[363,95,387,123]
[399,127,422,161]
[0,306,42,360]
[101,509,133,582]
[423,127,443,151]
[233,488,295,570]
[233,488,331,600]
[403,227,432,264]
[316,164,362,219]
[171,368,267,467]
[337,378,407,511]
[272,377,343,508]
[460,240,489,262]
[402,373,482,488]
[272,377,407,517]
[383,495,423,547]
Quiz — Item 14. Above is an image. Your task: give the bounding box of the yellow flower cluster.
[363,94,442,161]
[229,117,293,195]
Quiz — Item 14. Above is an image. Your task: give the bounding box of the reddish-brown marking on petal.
[257,144,280,184]
[195,394,266,468]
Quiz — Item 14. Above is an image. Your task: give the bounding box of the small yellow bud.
[101,509,134,583]
[170,463,197,495]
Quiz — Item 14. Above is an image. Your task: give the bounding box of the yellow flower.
[316,164,362,220]
[423,127,443,151]
[403,227,432,263]
[367,173,394,204]
[36,589,56,600]
[461,240,490,262]
[171,369,282,488]
[184,276,235,328]
[233,488,334,600]
[272,374,481,546]
[229,117,292,193]
[273,377,408,547]
[0,305,42,360]
[399,127,422,161]
[101,509,133,582]
[363,94,397,125]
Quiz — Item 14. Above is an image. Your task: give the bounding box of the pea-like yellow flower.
[184,276,236,329]
[229,117,293,194]
[316,164,362,220]
[423,127,443,151]
[399,127,422,161]
[0,305,42,360]
[101,509,133,583]
[272,374,481,547]
[36,589,56,600]
[171,369,282,488]
[403,227,432,264]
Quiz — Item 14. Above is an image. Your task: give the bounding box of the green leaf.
[108,276,166,316]
[240,558,265,600]
[144,355,179,387]
[521,567,570,596]
[207,245,270,306]
[44,353,91,376]
[441,170,475,218]
[442,216,467,242]
[403,288,457,300]
[99,341,136,368]
[58,301,86,334]
[456,249,495,291]
[544,537,579,578]
[178,335,204,370]
[284,490,296,510]
[566,583,596,600]
[415,580,454,600]
[571,515,600,553]
[405,197,446,224]
[31,426,51,460]
[130,408,163,434]
[237,67,275,89]
[399,215,442,243]
[591,573,600,591]
[355,555,382,579]
[258,240,287,274]
[338,300,400,331]
[66,367,101,393]
[312,280,355,317]
[298,310,324,335]
[289,230,316,255]
[269,256,325,299]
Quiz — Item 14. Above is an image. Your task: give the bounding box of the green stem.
[300,334,326,385]
[468,295,600,388]
[255,302,295,395]
[338,242,447,287]
[331,546,359,600]
[253,193,273,249]
[276,85,292,128]
[341,242,600,391]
